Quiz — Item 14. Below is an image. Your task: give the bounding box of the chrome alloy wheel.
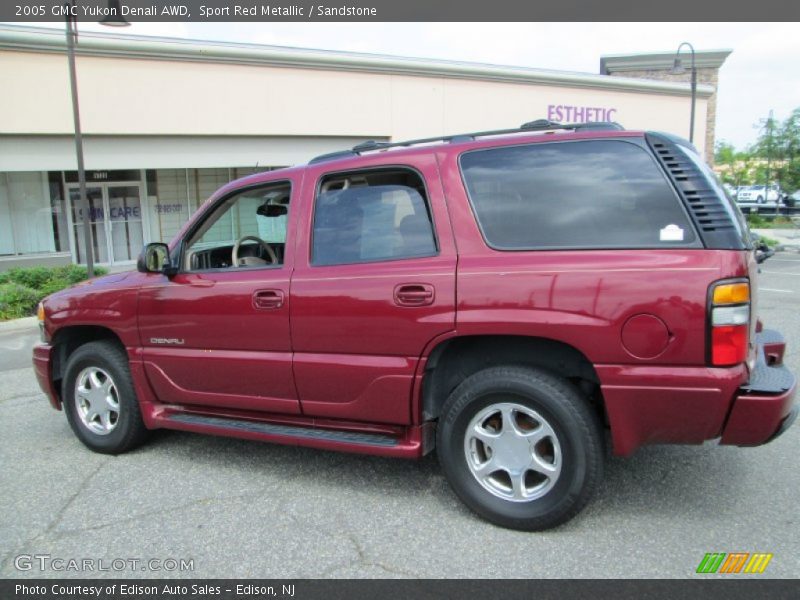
[464,402,562,502]
[74,367,120,436]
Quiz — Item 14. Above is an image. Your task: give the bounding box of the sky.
[16,21,800,150]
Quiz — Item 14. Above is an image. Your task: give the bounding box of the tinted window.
[460,140,698,249]
[312,169,436,266]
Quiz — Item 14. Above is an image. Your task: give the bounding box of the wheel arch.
[420,335,604,425]
[50,325,126,401]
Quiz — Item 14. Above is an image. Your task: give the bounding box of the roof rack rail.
[308,150,358,165]
[309,120,624,164]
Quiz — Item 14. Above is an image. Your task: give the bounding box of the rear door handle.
[253,289,284,310]
[394,283,435,307]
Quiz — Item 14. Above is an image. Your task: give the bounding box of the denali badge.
[150,338,185,345]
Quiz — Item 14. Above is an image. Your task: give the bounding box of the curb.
[0,316,38,333]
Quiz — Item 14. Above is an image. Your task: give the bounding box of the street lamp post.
[672,42,697,144]
[765,110,774,215]
[64,0,129,277]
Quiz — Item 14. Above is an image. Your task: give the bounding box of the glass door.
[69,186,108,264]
[107,184,143,264]
[67,182,144,266]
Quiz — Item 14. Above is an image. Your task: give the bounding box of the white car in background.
[737,185,782,204]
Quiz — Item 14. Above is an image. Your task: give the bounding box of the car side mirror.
[137,243,178,276]
[755,242,774,264]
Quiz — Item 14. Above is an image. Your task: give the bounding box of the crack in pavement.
[47,486,279,541]
[0,460,106,572]
[0,394,46,406]
[311,523,419,579]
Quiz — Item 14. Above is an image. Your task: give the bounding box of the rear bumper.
[599,329,797,456]
[719,331,797,446]
[32,343,61,410]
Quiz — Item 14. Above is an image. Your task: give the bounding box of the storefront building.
[0,25,729,269]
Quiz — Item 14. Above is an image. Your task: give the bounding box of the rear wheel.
[437,365,603,531]
[62,340,149,454]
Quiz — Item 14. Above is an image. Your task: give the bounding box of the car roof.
[222,120,679,192]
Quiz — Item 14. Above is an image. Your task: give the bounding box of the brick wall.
[610,67,720,164]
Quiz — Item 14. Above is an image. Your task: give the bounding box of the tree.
[714,141,737,165]
[751,108,800,193]
[778,108,800,192]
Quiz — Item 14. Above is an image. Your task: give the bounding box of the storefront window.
[0,171,66,256]
[146,168,277,244]
[146,169,190,244]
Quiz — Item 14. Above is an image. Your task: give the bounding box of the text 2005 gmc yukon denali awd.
[33,120,797,531]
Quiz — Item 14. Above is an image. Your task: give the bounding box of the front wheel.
[62,340,149,454]
[757,195,764,204]
[437,366,604,531]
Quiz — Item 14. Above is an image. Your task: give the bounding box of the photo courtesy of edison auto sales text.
[15,584,296,596]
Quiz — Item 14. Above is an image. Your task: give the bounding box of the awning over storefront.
[0,135,377,172]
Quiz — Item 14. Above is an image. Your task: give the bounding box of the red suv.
[33,121,797,530]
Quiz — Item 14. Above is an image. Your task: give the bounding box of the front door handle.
[394,283,435,307]
[253,289,284,310]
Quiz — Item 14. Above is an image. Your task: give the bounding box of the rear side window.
[312,168,437,266]
[460,140,699,250]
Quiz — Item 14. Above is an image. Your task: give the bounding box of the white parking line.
[760,288,794,293]
[760,271,800,276]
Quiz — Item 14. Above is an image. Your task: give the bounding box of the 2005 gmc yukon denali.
[33,120,798,530]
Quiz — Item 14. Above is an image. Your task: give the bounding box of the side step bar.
[159,411,429,459]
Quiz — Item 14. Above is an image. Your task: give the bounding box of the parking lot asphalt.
[1,256,798,579]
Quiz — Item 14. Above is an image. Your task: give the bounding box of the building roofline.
[0,25,714,98]
[600,49,733,74]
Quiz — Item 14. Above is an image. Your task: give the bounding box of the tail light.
[709,281,750,366]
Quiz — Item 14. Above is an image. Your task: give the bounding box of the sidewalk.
[0,315,37,333]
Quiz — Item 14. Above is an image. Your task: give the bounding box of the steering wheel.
[232,235,277,267]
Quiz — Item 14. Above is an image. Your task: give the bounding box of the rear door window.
[459,140,699,250]
[312,168,437,266]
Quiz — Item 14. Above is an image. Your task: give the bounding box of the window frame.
[457,138,702,252]
[310,165,440,267]
[179,179,293,274]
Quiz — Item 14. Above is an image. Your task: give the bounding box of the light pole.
[64,0,129,277]
[763,110,775,214]
[671,42,697,144]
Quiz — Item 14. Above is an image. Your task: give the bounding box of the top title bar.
[3,0,800,22]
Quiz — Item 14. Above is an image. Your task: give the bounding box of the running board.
[160,412,428,458]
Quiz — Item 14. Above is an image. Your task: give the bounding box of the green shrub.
[746,213,767,228]
[0,264,109,320]
[759,235,779,248]
[50,264,107,284]
[0,283,40,320]
[746,214,795,229]
[38,277,72,299]
[2,266,53,289]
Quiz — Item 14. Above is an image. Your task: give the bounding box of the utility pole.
[65,3,94,277]
[765,110,775,216]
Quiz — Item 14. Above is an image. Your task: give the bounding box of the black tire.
[437,365,603,531]
[62,340,149,454]
[757,196,764,204]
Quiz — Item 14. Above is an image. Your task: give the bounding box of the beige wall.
[0,49,708,156]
